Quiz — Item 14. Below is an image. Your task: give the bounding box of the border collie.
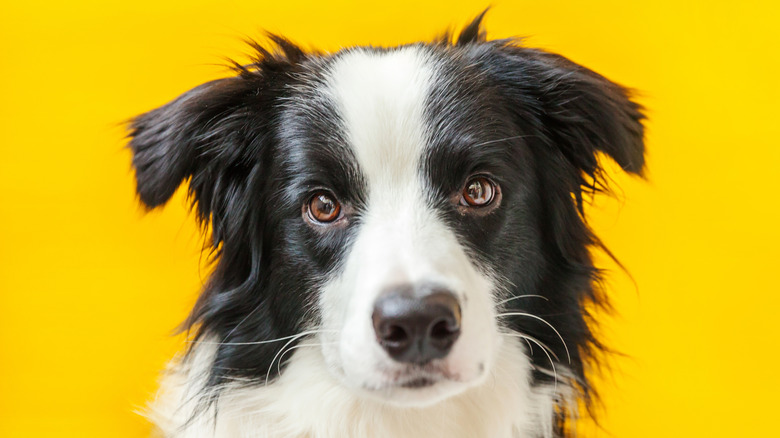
[128,12,645,438]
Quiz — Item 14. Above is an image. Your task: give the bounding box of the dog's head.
[129,15,644,411]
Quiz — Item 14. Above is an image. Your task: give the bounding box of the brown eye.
[461,177,497,207]
[307,192,341,223]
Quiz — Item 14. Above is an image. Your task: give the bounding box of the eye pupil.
[467,181,484,201]
[316,196,334,213]
[462,177,496,207]
[308,192,341,223]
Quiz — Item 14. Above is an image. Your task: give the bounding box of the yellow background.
[1,0,778,436]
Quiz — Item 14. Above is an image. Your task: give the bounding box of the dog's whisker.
[518,333,559,394]
[275,342,337,376]
[501,332,561,362]
[277,344,312,377]
[497,312,571,364]
[470,134,535,148]
[223,304,263,340]
[495,294,549,307]
[522,337,534,355]
[263,334,338,386]
[193,329,337,346]
[265,333,312,386]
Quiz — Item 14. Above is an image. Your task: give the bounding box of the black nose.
[372,286,461,364]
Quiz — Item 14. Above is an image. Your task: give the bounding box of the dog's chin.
[365,380,468,407]
[352,366,487,408]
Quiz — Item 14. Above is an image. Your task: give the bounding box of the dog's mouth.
[376,362,457,390]
[399,377,437,388]
[353,362,473,407]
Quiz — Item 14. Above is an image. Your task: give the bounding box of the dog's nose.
[372,287,461,364]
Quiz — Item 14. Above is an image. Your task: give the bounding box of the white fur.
[150,338,565,438]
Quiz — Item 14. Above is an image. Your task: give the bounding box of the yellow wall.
[1,1,778,436]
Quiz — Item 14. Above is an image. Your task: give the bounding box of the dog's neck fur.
[149,338,568,438]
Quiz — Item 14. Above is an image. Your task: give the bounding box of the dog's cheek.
[337,248,399,386]
[317,274,352,376]
[447,268,503,382]
[317,252,384,386]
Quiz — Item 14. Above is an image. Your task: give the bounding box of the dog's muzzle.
[372,285,461,364]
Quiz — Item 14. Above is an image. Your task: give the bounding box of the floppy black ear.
[129,36,305,230]
[480,41,646,180]
[128,77,259,209]
[526,49,646,176]
[455,13,644,175]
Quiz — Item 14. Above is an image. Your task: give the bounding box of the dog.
[128,12,645,438]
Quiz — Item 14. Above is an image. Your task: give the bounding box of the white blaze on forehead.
[325,47,443,285]
[326,47,434,193]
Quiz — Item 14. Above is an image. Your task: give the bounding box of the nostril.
[430,318,458,340]
[384,325,409,344]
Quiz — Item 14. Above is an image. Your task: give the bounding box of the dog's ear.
[128,77,260,209]
[528,49,645,176]
[484,43,646,179]
[128,36,304,216]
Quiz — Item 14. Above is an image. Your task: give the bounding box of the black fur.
[128,14,644,435]
[424,24,644,418]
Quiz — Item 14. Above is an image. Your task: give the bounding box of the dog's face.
[129,18,644,411]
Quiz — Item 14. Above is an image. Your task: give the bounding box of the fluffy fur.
[129,13,645,438]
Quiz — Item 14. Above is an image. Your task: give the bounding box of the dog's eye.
[306,192,341,224]
[460,177,497,207]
